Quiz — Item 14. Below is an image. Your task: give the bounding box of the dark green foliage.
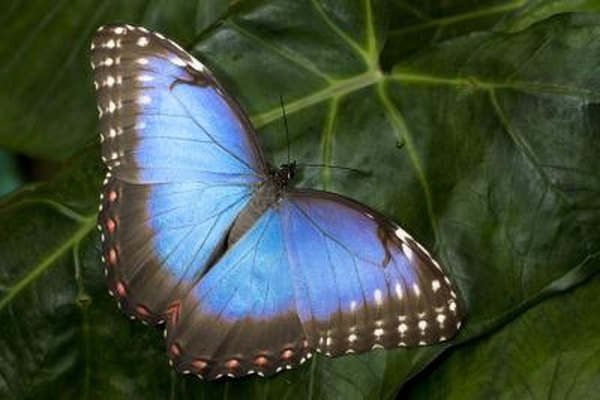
[0,1,599,399]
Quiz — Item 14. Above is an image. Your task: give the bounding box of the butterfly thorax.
[226,162,296,246]
[270,161,296,191]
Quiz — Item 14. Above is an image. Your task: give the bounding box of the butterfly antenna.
[298,163,370,176]
[279,95,291,165]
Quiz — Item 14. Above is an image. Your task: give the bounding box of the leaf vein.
[0,216,96,311]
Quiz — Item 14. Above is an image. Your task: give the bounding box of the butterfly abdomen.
[227,180,280,246]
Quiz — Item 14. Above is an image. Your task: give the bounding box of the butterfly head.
[271,161,296,191]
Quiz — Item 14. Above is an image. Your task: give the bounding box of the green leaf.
[1,1,599,399]
[0,150,23,196]
[500,0,600,32]
[383,0,600,66]
[385,0,530,65]
[0,0,234,161]
[403,276,600,399]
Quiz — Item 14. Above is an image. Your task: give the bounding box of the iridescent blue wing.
[91,24,267,323]
[165,190,463,379]
[284,190,464,354]
[165,207,309,379]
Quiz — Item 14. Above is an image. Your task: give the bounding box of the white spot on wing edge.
[395,282,403,299]
[105,76,116,87]
[449,300,457,313]
[394,225,444,271]
[394,226,413,242]
[187,56,205,72]
[170,56,186,67]
[436,313,446,326]
[412,283,421,297]
[374,289,383,305]
[137,36,149,47]
[398,323,408,334]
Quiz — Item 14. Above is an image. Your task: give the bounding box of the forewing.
[91,24,265,322]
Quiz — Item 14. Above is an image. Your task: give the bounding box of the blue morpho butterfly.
[91,24,464,380]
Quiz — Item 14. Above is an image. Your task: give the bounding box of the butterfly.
[91,24,464,380]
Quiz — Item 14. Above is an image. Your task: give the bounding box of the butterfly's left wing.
[91,25,267,323]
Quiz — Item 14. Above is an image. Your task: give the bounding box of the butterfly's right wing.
[283,190,464,354]
[91,24,267,323]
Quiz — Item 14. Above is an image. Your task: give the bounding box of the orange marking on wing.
[192,359,207,371]
[115,281,127,297]
[281,349,294,360]
[254,355,268,367]
[166,301,181,325]
[107,191,118,202]
[225,359,239,370]
[135,304,151,318]
[107,248,118,265]
[106,218,116,233]
[169,343,181,357]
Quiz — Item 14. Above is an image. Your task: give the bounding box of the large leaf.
[0,151,22,196]
[403,275,600,399]
[384,0,600,66]
[0,0,234,161]
[1,1,599,399]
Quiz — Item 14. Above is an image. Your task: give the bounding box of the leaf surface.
[0,1,599,399]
